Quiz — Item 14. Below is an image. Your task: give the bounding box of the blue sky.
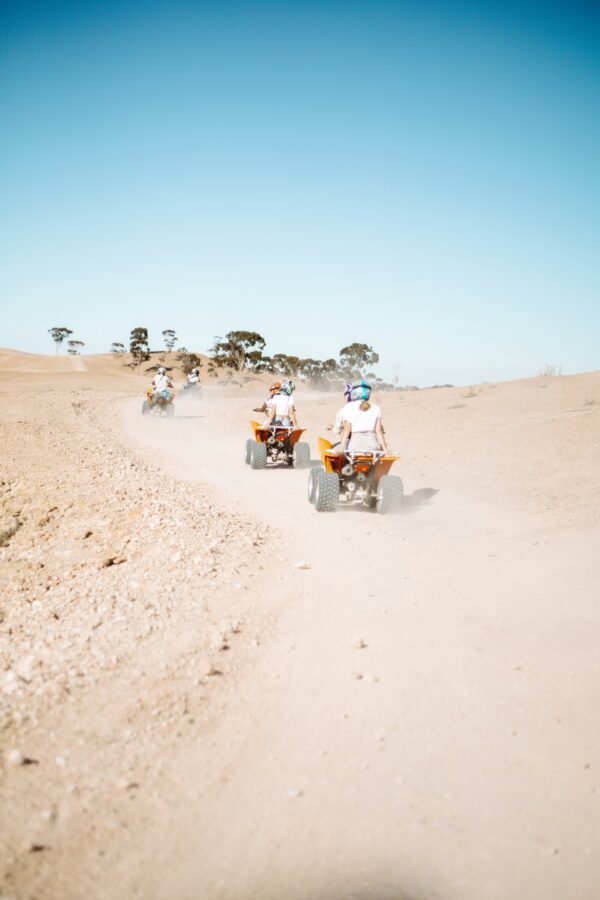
[1,0,599,384]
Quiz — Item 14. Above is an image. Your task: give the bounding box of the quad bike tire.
[245,439,255,464]
[250,442,268,470]
[142,400,151,416]
[307,466,323,504]
[376,475,404,514]
[293,441,311,469]
[314,471,339,512]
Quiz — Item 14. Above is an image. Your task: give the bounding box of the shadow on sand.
[230,877,440,900]
[401,486,439,514]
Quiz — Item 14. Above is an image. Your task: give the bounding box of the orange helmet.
[269,382,281,396]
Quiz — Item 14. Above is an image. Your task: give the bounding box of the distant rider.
[264,381,298,428]
[186,367,201,386]
[151,366,174,401]
[337,380,388,453]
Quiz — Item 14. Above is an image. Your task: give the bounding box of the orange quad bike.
[245,420,311,470]
[308,437,403,513]
[141,387,175,418]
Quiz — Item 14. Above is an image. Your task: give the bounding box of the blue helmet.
[350,380,371,402]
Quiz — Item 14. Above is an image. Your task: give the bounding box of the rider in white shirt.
[264,381,298,428]
[152,367,173,396]
[186,368,200,385]
[338,381,388,453]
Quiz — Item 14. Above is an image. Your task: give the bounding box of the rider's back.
[271,393,294,419]
[342,399,382,451]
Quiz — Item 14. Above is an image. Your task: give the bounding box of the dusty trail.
[116,391,600,900]
[2,358,599,900]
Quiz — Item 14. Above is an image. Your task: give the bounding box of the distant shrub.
[177,351,203,376]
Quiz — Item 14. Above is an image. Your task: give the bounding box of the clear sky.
[1,0,599,385]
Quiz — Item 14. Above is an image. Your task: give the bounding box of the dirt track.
[1,352,600,900]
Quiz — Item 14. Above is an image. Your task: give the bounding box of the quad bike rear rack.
[246,421,310,469]
[317,436,399,481]
[250,420,306,446]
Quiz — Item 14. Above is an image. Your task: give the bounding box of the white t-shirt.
[342,400,381,432]
[153,374,171,392]
[187,373,200,384]
[271,394,295,418]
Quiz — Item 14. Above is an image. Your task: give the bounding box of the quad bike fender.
[250,420,263,442]
[372,456,400,484]
[318,436,333,466]
[318,436,340,472]
[287,428,306,448]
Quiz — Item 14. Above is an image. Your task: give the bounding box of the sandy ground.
[1,350,599,900]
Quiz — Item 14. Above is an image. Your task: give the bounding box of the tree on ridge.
[339,343,379,381]
[162,329,177,358]
[208,331,266,380]
[177,348,203,376]
[129,327,150,365]
[48,327,73,354]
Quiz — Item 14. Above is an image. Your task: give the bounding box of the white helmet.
[157,367,166,375]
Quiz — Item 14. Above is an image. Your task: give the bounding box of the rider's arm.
[338,420,351,450]
[290,405,298,427]
[254,401,267,413]
[332,408,344,437]
[375,417,388,453]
